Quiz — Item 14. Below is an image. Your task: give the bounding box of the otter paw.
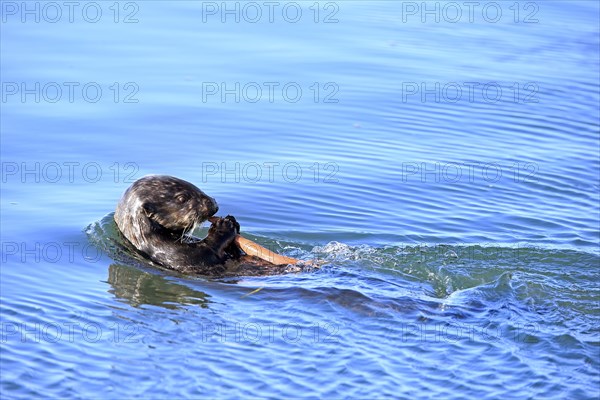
[224,215,240,234]
[209,217,238,242]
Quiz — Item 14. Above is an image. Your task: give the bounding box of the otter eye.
[175,194,187,204]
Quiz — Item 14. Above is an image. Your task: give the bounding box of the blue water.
[1,1,599,398]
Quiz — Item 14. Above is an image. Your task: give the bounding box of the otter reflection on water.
[114,175,298,277]
[108,263,211,309]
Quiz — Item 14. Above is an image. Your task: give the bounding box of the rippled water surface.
[1,1,599,398]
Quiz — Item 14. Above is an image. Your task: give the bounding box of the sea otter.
[114,175,243,276]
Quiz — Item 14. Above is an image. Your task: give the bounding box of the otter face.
[132,175,218,233]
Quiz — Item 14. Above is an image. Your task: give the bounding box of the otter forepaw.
[208,217,238,243]
[223,215,240,234]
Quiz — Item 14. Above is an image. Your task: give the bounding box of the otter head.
[131,175,218,234]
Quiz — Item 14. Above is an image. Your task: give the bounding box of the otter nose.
[204,197,218,216]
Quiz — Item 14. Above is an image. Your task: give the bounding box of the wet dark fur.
[114,175,290,276]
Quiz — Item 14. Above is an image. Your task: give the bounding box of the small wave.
[88,214,598,297]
